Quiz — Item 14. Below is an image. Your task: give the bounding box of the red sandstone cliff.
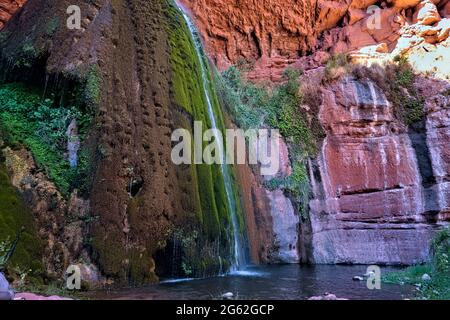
[178,0,450,264]
[179,0,449,81]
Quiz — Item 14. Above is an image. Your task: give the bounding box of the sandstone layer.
[308,74,450,264]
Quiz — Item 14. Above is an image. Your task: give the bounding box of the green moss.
[0,162,44,279]
[164,0,244,273]
[45,17,60,36]
[84,65,102,110]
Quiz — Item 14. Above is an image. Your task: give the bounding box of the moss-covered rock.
[0,161,44,282]
[164,0,246,276]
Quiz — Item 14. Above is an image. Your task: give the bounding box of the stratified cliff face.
[0,0,26,29]
[309,74,449,264]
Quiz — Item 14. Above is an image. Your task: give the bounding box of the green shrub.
[352,57,424,126]
[45,17,60,36]
[324,53,350,81]
[0,83,93,197]
[14,42,39,68]
[218,66,268,130]
[84,65,101,110]
[266,68,316,155]
[218,67,318,218]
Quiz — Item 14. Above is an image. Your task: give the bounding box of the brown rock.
[441,1,450,17]
[348,8,367,25]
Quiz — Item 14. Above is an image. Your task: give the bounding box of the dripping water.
[175,2,247,272]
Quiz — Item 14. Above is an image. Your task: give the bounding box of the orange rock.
[350,0,380,9]
[414,0,442,25]
[392,0,421,9]
[441,1,450,17]
[0,0,26,29]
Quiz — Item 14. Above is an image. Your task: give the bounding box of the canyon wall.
[179,0,450,265]
[179,0,449,81]
[309,74,449,264]
[0,0,449,286]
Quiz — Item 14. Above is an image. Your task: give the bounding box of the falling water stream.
[176,2,246,272]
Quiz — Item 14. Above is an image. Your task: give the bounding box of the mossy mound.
[0,162,44,281]
[163,0,246,276]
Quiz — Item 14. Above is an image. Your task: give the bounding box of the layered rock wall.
[308,75,450,264]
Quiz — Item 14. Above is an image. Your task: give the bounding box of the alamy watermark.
[366,265,381,290]
[67,5,81,30]
[66,265,81,290]
[171,121,281,176]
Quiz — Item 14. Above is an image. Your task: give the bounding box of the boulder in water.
[222,292,234,299]
[421,273,431,281]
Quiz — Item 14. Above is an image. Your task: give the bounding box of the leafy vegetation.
[0,238,12,270]
[217,66,267,130]
[352,55,424,126]
[383,228,450,300]
[218,66,322,218]
[0,83,93,197]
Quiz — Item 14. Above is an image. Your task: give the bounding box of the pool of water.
[91,265,415,300]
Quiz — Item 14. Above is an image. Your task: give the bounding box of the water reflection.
[91,265,415,300]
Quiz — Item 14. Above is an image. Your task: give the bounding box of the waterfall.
[175,2,246,272]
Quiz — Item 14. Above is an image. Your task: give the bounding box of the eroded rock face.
[308,75,450,264]
[236,137,299,264]
[2,147,91,279]
[177,0,319,70]
[0,0,26,29]
[179,0,449,82]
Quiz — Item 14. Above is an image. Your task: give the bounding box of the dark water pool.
[90,265,415,300]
